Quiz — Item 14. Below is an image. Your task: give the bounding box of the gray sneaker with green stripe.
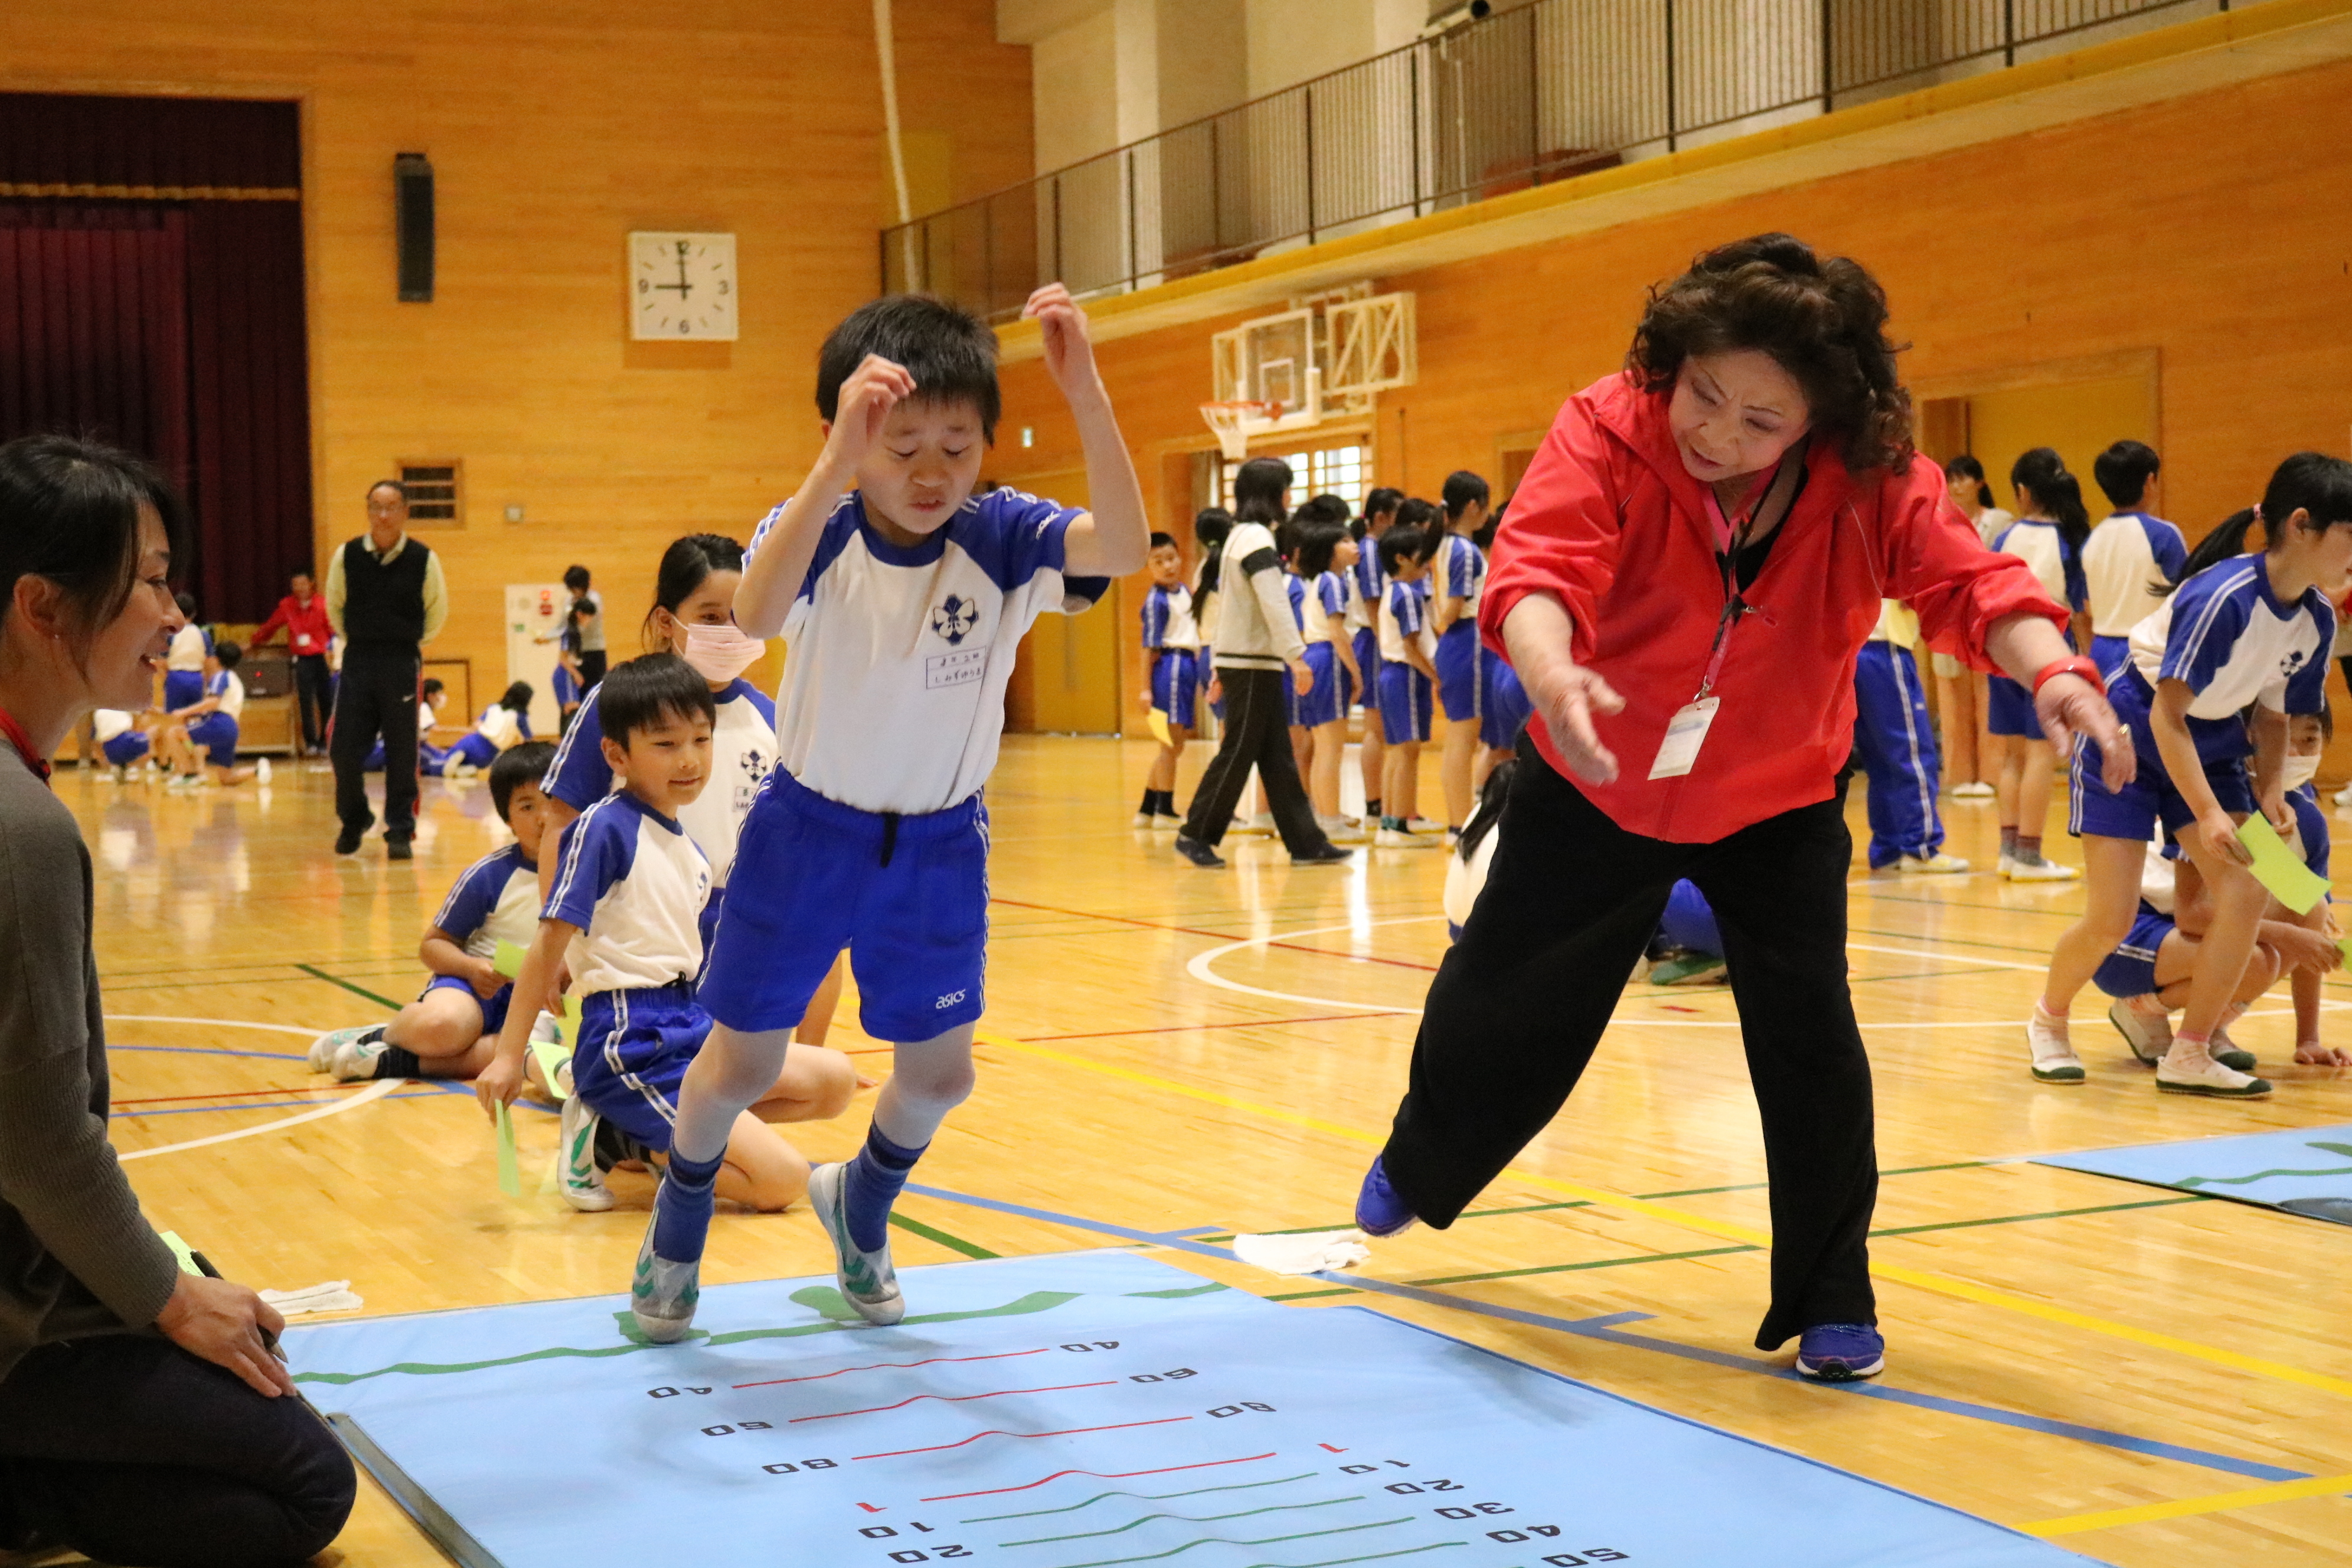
[808,1162,904,1326]
[631,1220,701,1344]
[557,1094,613,1213]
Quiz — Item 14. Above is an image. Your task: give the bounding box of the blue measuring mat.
[2037,1123,2352,1226]
[286,1249,2093,1567]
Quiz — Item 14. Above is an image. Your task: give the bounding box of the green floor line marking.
[1851,967,2011,984]
[1002,1494,1363,1547]
[1055,1516,1413,1568]
[888,1210,1000,1259]
[965,1472,1321,1524]
[1199,1198,1592,1243]
[1880,1159,1996,1178]
[1125,1282,1231,1299]
[295,963,403,1011]
[1636,1159,1990,1201]
[1868,1195,2207,1236]
[2176,1142,2352,1189]
[294,1290,1080,1386]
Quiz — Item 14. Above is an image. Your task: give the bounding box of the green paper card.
[494,940,529,979]
[2236,814,2331,915]
[159,1229,203,1276]
[494,1101,522,1196]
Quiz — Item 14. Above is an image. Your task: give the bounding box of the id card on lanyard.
[1648,461,1796,781]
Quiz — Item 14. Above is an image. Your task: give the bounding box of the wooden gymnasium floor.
[77,738,2352,1566]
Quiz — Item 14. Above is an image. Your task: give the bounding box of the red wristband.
[2031,655,2105,697]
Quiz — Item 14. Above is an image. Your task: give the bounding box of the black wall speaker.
[395,153,434,302]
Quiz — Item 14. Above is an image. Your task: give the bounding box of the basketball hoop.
[1200,400,1281,462]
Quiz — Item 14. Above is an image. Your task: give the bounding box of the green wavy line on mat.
[966,1472,1319,1523]
[1004,1495,1362,1546]
[2176,1142,2352,1190]
[1126,1282,1231,1299]
[293,1290,1082,1386]
[1050,1516,1412,1568]
[1217,1550,1464,1568]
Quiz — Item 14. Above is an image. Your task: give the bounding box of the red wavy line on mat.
[989,896,1439,972]
[796,1380,1118,1423]
[853,1415,1191,1461]
[733,1347,1048,1390]
[919,1451,1279,1502]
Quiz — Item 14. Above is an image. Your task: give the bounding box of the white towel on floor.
[260,1281,364,1316]
[1230,1229,1371,1276]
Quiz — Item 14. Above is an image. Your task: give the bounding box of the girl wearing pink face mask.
[538,535,847,1047]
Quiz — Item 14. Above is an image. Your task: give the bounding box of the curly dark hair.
[1626,233,1913,473]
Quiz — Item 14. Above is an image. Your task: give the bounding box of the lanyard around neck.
[1693,459,1801,701]
[0,707,52,785]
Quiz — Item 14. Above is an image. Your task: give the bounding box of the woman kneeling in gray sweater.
[0,436,354,1565]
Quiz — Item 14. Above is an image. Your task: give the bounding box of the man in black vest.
[325,480,449,859]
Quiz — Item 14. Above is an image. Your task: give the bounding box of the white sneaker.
[1227,814,1272,837]
[2209,1008,2258,1072]
[558,1095,614,1211]
[2335,782,2352,807]
[1375,827,1435,848]
[1148,814,1181,834]
[1951,780,1995,799]
[1405,815,1442,834]
[306,1025,388,1082]
[2107,997,2172,1066]
[2005,856,2079,883]
[2027,1005,2085,1083]
[1318,814,1367,844]
[1132,811,1159,828]
[808,1162,904,1325]
[256,757,272,785]
[110,765,128,784]
[1899,851,1971,874]
[1997,851,2016,877]
[2156,1046,2272,1097]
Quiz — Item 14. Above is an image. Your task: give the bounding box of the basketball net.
[1200,400,1282,462]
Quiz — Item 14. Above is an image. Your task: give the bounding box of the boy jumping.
[629,286,1147,1341]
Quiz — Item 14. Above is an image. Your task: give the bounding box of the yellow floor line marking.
[2019,1471,2352,1536]
[979,1032,2352,1402]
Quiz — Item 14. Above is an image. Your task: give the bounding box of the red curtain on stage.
[0,95,311,623]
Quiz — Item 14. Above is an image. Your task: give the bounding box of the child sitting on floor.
[307,741,562,1083]
[159,642,267,788]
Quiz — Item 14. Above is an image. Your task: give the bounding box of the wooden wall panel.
[0,0,1030,688]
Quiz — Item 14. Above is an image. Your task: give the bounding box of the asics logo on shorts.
[935,989,969,1010]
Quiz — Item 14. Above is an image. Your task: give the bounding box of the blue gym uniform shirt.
[2072,557,2332,842]
[545,790,715,1148]
[544,677,778,952]
[698,486,1104,1043]
[1295,570,1351,728]
[186,670,243,765]
[1346,545,1385,718]
[1377,578,1433,745]
[1141,582,1199,731]
[422,842,541,1038]
[2083,509,2187,676]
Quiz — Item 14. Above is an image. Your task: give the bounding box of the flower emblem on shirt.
[931,594,980,646]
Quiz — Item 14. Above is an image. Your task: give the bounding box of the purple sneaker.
[1795,1322,1885,1381]
[1354,1155,1417,1239]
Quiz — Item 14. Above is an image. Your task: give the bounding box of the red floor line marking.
[990,896,1439,972]
[732,1348,1048,1390]
[113,1086,345,1107]
[854,1416,1191,1462]
[919,1451,1279,1502]
[796,1380,1118,1423]
[1020,1011,1410,1044]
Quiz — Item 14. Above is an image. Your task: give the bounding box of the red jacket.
[1484,374,2066,843]
[253,593,333,658]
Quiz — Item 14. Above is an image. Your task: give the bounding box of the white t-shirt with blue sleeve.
[2126,556,2334,763]
[1993,520,2087,617]
[2083,511,2188,639]
[750,488,1105,815]
[541,678,776,888]
[1345,547,1385,636]
[206,669,244,721]
[1438,533,1487,619]
[432,843,541,961]
[1141,583,1198,653]
[544,791,712,995]
[1380,578,1431,665]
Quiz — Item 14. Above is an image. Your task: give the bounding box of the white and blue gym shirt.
[2127,558,2333,762]
[2083,511,2188,640]
[544,790,713,994]
[544,678,776,888]
[432,843,542,959]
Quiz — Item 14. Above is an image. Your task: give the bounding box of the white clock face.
[629,231,738,340]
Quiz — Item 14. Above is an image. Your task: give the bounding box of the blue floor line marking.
[906,1183,2309,1486]
[117,1090,445,1119]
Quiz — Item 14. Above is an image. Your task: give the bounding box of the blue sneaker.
[1795,1322,1885,1381]
[1354,1155,1417,1239]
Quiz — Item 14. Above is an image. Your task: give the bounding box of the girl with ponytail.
[1985,448,2092,881]
[2034,451,2352,1098]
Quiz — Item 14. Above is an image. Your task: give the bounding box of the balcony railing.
[883,0,2227,319]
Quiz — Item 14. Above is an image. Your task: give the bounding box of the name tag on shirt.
[926,649,987,690]
[1648,697,1720,780]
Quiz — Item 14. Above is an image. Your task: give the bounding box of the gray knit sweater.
[0,735,179,1380]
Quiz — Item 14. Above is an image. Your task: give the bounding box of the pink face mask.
[681,622,765,683]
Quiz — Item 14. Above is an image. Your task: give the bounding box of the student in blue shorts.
[1374,527,1438,847]
[2036,453,2352,1096]
[1348,488,1400,822]
[440,681,534,778]
[1136,531,1198,829]
[306,741,559,1083]
[93,708,153,781]
[160,641,266,788]
[628,286,1148,1339]
[2279,708,2350,1064]
[1290,515,1364,839]
[477,655,856,1216]
[1987,449,2089,881]
[2082,440,2185,676]
[1430,471,1492,839]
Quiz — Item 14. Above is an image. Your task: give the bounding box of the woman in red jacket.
[1354,234,2135,1381]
